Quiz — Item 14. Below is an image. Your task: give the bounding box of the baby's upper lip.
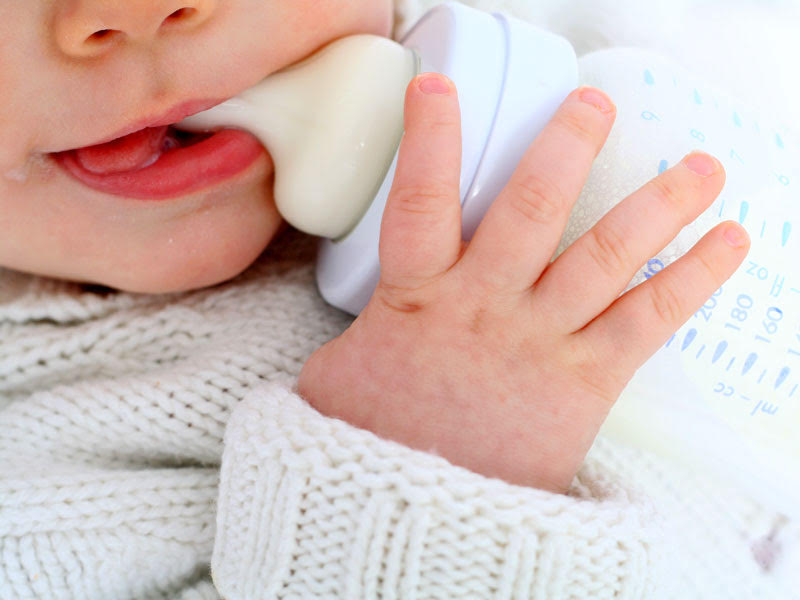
[76,98,228,150]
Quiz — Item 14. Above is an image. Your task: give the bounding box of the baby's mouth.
[66,125,212,175]
[51,123,266,200]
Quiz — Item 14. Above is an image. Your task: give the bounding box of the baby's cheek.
[0,86,19,175]
[0,62,39,177]
[291,0,393,43]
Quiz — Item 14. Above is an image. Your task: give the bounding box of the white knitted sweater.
[2,2,799,599]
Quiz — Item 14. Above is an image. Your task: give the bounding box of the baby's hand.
[298,74,749,493]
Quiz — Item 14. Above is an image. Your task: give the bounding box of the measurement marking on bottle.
[750,399,779,416]
[776,173,791,186]
[713,341,728,364]
[682,329,697,351]
[742,353,758,375]
[739,394,779,417]
[620,93,797,430]
[775,367,790,389]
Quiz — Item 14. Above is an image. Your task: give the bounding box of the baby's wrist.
[299,356,584,494]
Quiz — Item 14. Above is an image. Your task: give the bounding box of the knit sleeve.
[211,380,666,599]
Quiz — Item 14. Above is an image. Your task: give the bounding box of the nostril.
[164,7,198,22]
[86,29,121,44]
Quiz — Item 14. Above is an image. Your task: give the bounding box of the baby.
[1,1,793,599]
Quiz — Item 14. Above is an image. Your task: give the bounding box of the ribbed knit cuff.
[212,381,663,599]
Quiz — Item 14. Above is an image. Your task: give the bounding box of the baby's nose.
[54,0,216,58]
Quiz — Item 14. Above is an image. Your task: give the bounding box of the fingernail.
[724,224,748,248]
[684,152,718,177]
[418,73,450,95]
[578,87,615,113]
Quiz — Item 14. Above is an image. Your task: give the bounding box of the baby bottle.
[571,46,800,519]
[179,2,800,517]
[178,2,580,311]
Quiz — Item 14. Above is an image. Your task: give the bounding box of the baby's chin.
[101,203,285,295]
[86,174,284,294]
[3,151,284,295]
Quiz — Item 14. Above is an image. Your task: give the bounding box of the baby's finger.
[531,152,725,332]
[459,87,616,295]
[379,73,463,294]
[577,222,750,378]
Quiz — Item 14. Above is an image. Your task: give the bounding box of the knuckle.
[415,111,461,141]
[649,175,687,215]
[553,109,603,152]
[648,275,686,325]
[509,174,565,224]
[377,280,435,313]
[576,367,618,402]
[378,293,426,314]
[426,113,460,133]
[587,224,631,277]
[687,251,723,289]
[569,340,621,401]
[391,184,451,217]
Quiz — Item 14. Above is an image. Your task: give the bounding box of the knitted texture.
[0,232,352,599]
[2,228,797,598]
[213,382,663,599]
[1,1,799,598]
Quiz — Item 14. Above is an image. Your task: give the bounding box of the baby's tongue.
[75,126,169,174]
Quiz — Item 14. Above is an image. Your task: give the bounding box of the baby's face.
[0,0,393,292]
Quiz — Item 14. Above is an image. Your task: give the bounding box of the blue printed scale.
[641,66,797,423]
[573,48,800,518]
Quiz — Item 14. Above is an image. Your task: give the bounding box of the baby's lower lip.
[52,126,265,200]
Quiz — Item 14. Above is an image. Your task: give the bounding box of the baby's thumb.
[379,73,463,293]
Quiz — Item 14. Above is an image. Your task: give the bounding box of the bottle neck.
[178,36,420,240]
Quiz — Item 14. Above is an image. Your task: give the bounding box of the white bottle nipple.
[178,35,419,240]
